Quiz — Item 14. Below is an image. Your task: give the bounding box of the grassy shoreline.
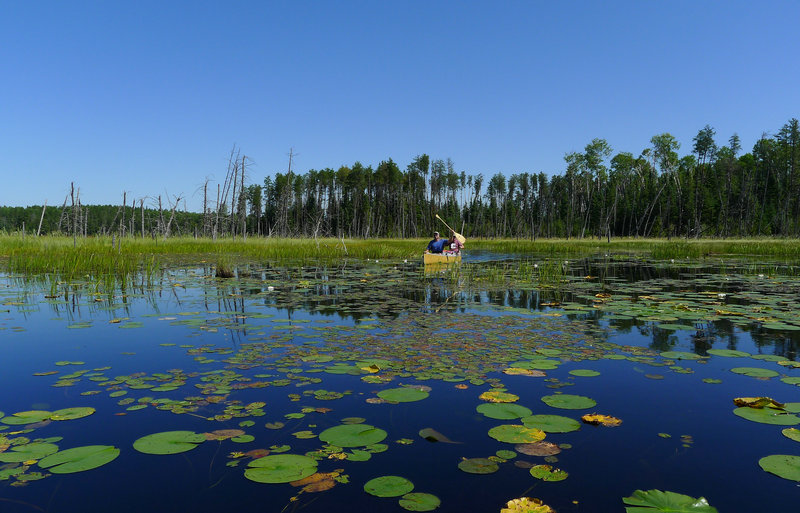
[1,235,799,280]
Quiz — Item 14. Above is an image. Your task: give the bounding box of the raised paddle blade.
[435,214,466,244]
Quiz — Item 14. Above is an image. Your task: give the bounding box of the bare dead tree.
[57,193,69,232]
[71,183,77,247]
[122,192,126,237]
[157,195,164,237]
[163,194,182,239]
[37,200,47,236]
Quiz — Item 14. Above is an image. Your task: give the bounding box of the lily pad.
[476,403,532,420]
[521,414,581,433]
[581,413,623,427]
[1,410,52,425]
[50,407,96,421]
[706,349,750,358]
[501,497,555,513]
[568,369,600,377]
[38,445,120,473]
[457,457,499,474]
[730,367,779,378]
[659,351,703,360]
[418,428,460,444]
[364,475,414,497]
[399,492,441,511]
[133,430,206,455]
[488,425,546,444]
[781,428,800,442]
[479,390,519,403]
[496,449,517,459]
[758,454,800,481]
[541,394,597,410]
[622,489,718,512]
[529,464,567,481]
[319,424,387,447]
[515,441,561,456]
[377,387,429,403]
[0,442,59,462]
[245,454,318,483]
[732,407,800,425]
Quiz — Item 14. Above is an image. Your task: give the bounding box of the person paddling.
[425,231,449,254]
[443,230,464,255]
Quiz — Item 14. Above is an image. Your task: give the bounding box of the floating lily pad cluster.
[2,257,800,511]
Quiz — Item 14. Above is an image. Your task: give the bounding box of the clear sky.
[2,1,799,211]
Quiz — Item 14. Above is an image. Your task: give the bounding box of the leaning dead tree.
[216,145,251,240]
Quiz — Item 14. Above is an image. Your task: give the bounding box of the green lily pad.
[133,430,206,455]
[38,445,120,473]
[659,351,703,360]
[488,424,546,444]
[342,417,366,424]
[476,403,532,420]
[732,407,800,425]
[377,387,429,403]
[364,475,414,497]
[657,324,696,331]
[622,489,718,512]
[568,369,600,377]
[730,367,779,378]
[399,492,441,511]
[0,442,59,462]
[751,354,785,362]
[521,414,581,433]
[496,449,516,459]
[346,449,371,461]
[1,410,52,425]
[781,428,800,442]
[50,407,96,421]
[319,424,387,448]
[541,394,597,410]
[231,435,255,443]
[529,464,568,481]
[706,349,750,358]
[758,454,800,481]
[784,403,800,413]
[245,454,318,483]
[457,457,499,474]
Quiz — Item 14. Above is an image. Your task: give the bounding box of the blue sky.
[2,1,799,211]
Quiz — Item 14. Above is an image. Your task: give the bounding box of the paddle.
[435,214,466,244]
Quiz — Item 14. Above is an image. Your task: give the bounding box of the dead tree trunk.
[121,192,126,237]
[71,183,77,247]
[37,200,47,236]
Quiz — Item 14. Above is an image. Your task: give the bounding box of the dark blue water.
[1,261,799,513]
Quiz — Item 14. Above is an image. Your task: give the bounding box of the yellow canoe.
[423,252,462,265]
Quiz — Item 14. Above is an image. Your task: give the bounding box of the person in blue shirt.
[426,231,448,253]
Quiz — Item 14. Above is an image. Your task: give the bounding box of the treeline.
[2,118,799,239]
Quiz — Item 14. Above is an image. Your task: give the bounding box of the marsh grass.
[436,258,567,288]
[471,238,800,259]
[2,235,799,282]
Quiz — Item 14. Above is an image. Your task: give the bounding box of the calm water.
[1,256,799,512]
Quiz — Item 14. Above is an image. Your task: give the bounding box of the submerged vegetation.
[0,250,799,511]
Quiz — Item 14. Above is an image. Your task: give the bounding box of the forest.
[2,118,798,240]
